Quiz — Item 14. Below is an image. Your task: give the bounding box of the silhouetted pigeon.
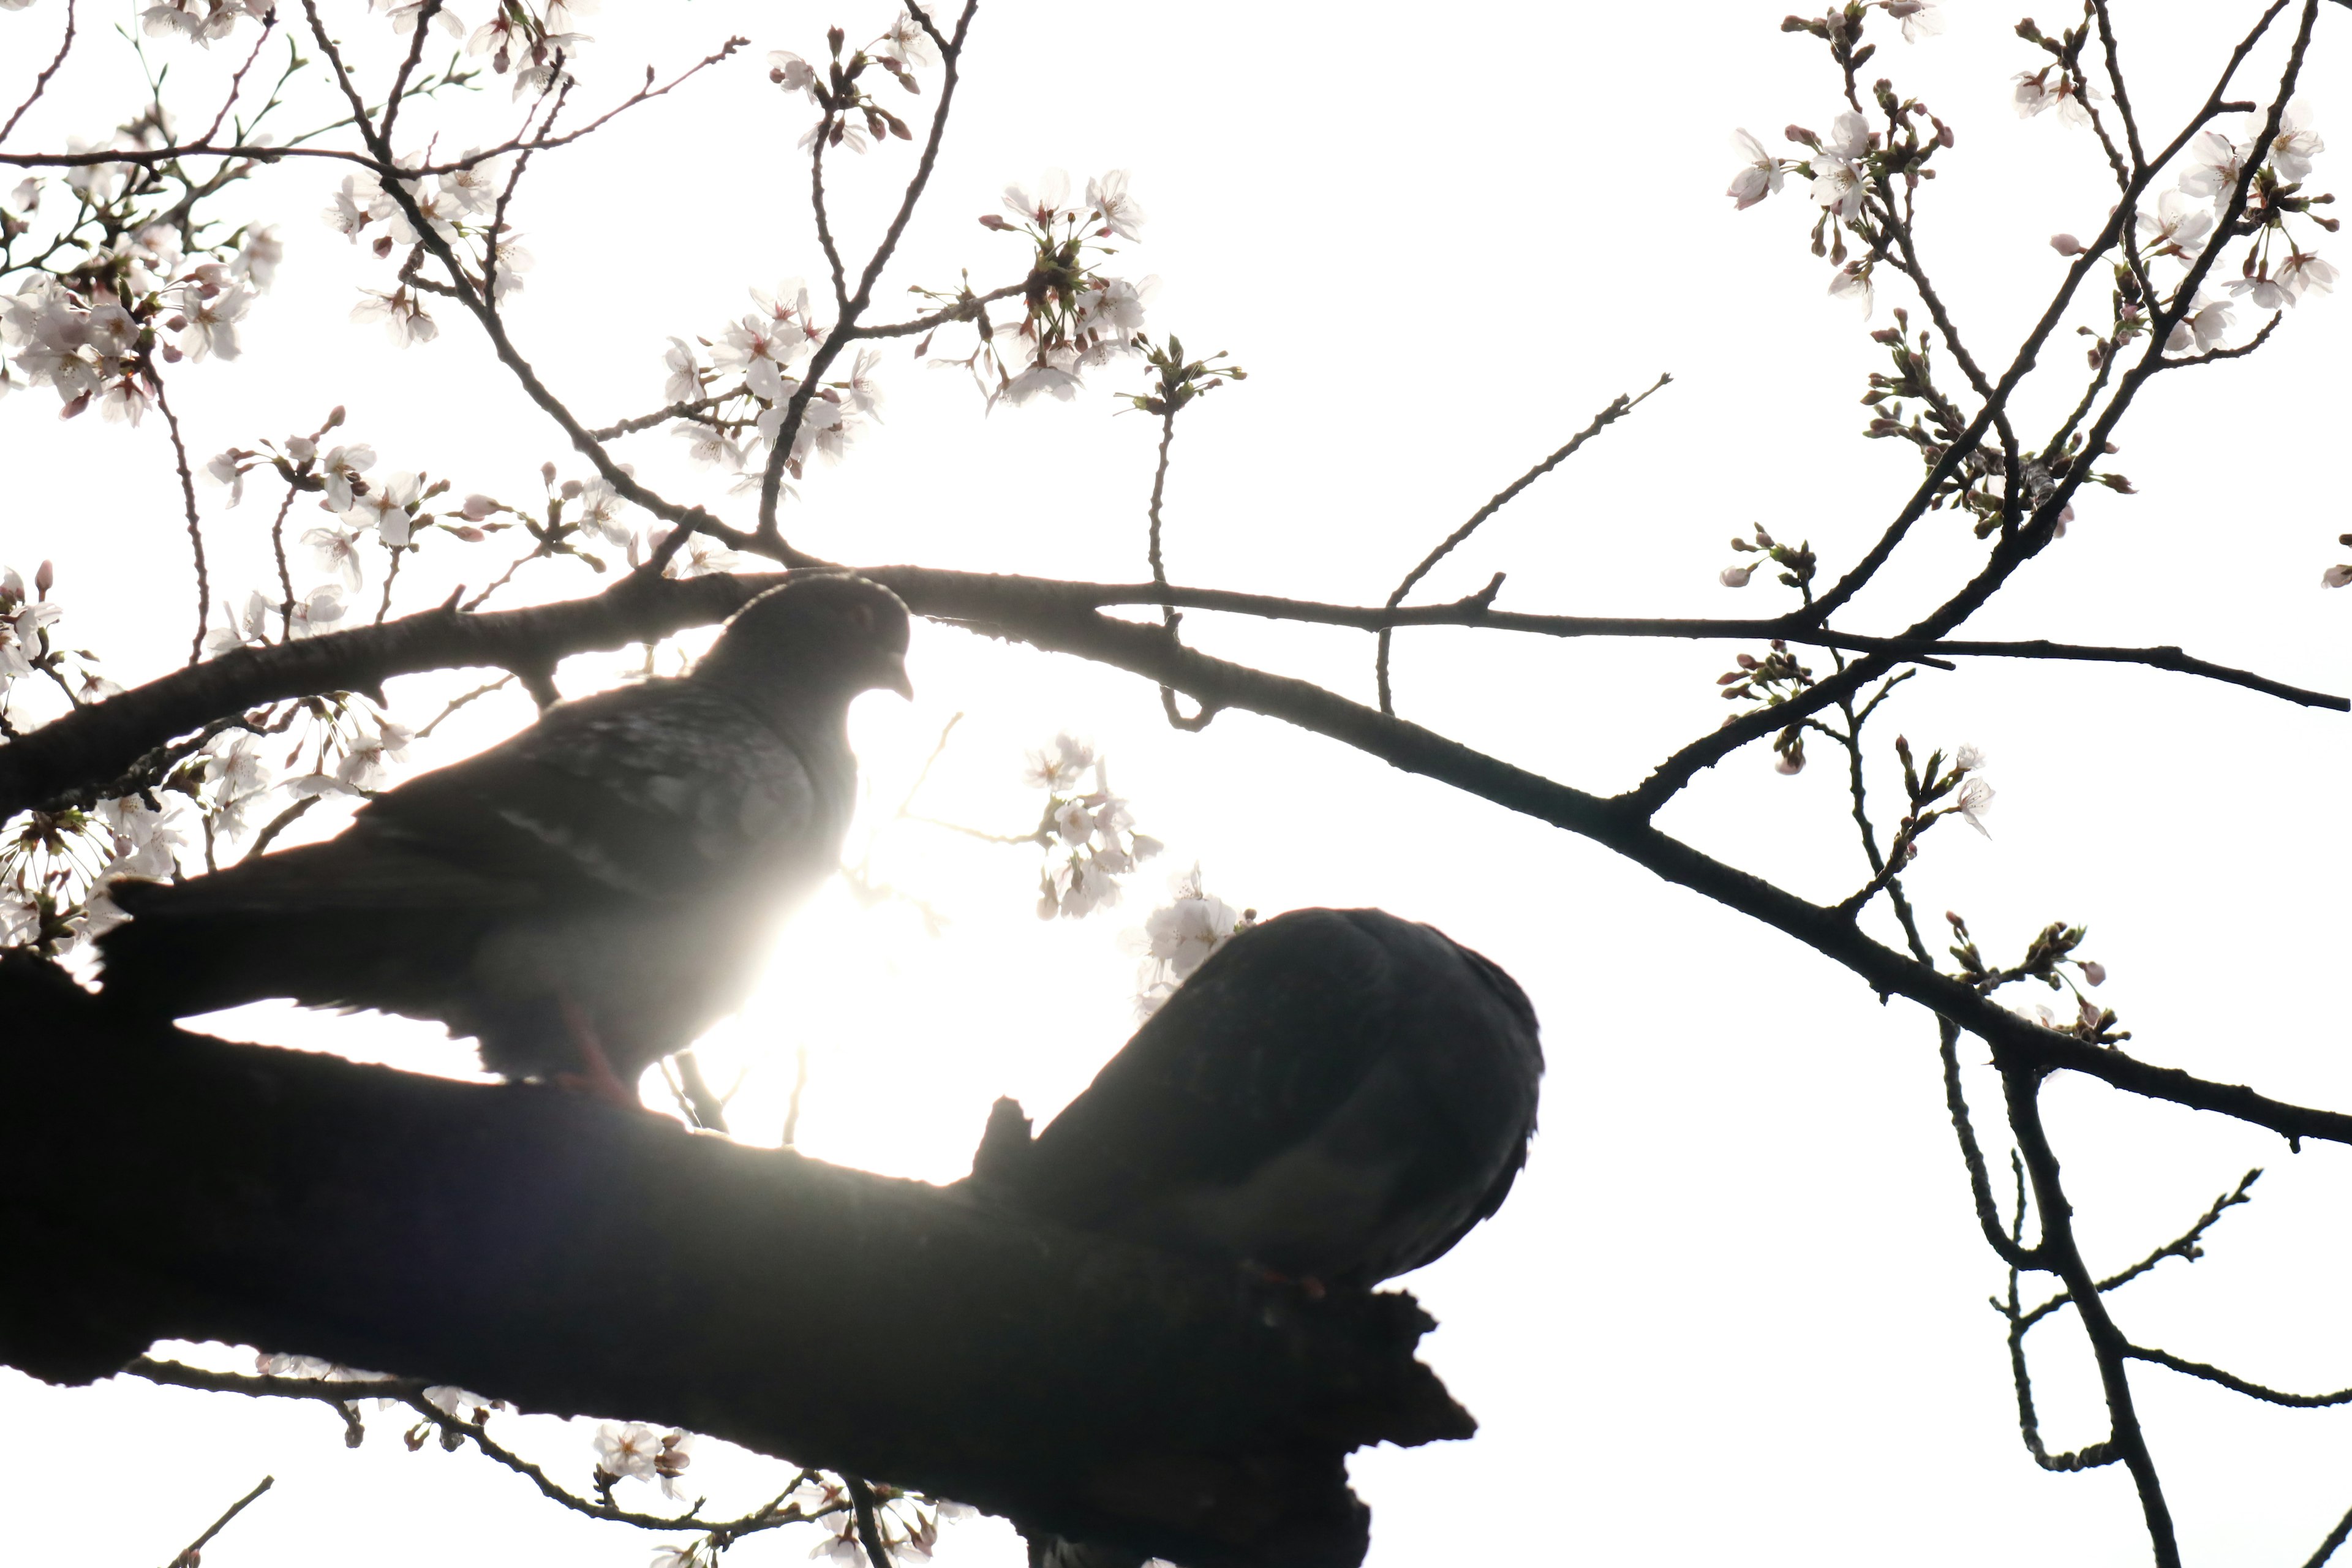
[970,907,1544,1291]
[99,573,911,1095]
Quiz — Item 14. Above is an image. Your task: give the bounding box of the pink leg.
[552,995,642,1109]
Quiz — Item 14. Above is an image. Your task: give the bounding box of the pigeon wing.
[356,680,837,902]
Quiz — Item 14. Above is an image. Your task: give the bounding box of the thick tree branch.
[0,956,1466,1568]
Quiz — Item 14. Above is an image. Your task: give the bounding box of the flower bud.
[540,461,558,485]
[34,559,53,594]
[2081,960,2107,986]
[1719,564,1755,587]
[2049,233,2083,255]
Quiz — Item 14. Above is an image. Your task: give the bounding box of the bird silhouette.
[969,906,1544,1292]
[99,573,911,1098]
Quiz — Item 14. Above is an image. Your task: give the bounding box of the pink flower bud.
[2050,233,2083,255]
[2324,565,2352,589]
[461,494,496,521]
[1719,564,1756,587]
[34,559,53,594]
[540,461,559,485]
[1774,749,1804,775]
[2081,960,2106,986]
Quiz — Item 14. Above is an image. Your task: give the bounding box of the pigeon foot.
[554,996,643,1110]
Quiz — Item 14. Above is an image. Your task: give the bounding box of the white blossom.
[2165,294,2234,355]
[1954,777,1994,837]
[1003,169,1074,227]
[178,283,252,361]
[352,287,439,347]
[2277,248,2337,302]
[2267,98,2324,183]
[2015,67,2103,127]
[202,450,247,507]
[347,470,423,546]
[2177,129,2247,205]
[205,589,274,657]
[675,421,744,472]
[237,224,283,288]
[304,523,368,589]
[1023,733,1096,791]
[1828,259,1874,316]
[575,478,631,546]
[319,443,377,512]
[879,10,937,68]
[663,337,704,404]
[337,717,412,786]
[1086,170,1146,240]
[1807,112,1871,218]
[1883,0,1945,42]
[769,50,820,101]
[285,584,347,640]
[2136,190,2212,263]
[1726,129,1783,209]
[843,345,886,417]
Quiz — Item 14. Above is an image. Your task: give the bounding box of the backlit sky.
[3,2,2349,1565]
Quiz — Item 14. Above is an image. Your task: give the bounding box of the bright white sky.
[3,2,2349,1565]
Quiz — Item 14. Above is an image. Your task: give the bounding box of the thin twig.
[1,0,77,143]
[151,374,210,669]
[1375,374,1668,714]
[167,1473,274,1568]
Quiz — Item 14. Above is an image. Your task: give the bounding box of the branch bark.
[0,956,1467,1568]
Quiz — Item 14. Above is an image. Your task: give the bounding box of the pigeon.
[99,573,912,1095]
[968,907,1544,1292]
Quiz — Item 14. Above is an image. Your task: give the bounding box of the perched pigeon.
[99,573,912,1093]
[969,907,1544,1292]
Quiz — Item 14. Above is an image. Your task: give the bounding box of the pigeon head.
[694,574,914,718]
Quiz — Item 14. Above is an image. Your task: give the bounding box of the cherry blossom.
[347,470,423,545]
[1954,777,1994,837]
[880,9,938,69]
[352,287,439,347]
[2267,98,2324,183]
[2165,294,2234,355]
[2014,66,2104,127]
[843,346,887,417]
[1086,170,1146,241]
[2277,248,2337,301]
[337,717,412,787]
[303,523,369,589]
[1727,129,1784,210]
[675,421,744,472]
[2136,190,2212,263]
[1883,0,1945,42]
[1827,259,1874,316]
[178,283,252,361]
[1808,113,1872,218]
[575,478,631,546]
[769,50,821,102]
[319,443,377,512]
[1132,867,1246,1015]
[1023,733,1096,791]
[1719,564,1756,587]
[2177,130,2247,205]
[1004,170,1075,227]
[237,225,283,289]
[593,1422,692,1498]
[286,585,347,640]
[663,337,704,404]
[204,589,274,657]
[203,450,249,507]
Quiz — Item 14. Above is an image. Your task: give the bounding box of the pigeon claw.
[554,995,643,1110]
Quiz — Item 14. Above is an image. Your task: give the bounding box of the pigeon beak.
[881,651,913,701]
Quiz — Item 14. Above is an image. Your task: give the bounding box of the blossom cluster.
[952,168,1155,409]
[594,1420,696,1502]
[1129,865,1253,1018]
[325,150,530,349]
[659,279,883,493]
[1022,733,1163,919]
[769,11,938,154]
[2154,100,2334,353]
